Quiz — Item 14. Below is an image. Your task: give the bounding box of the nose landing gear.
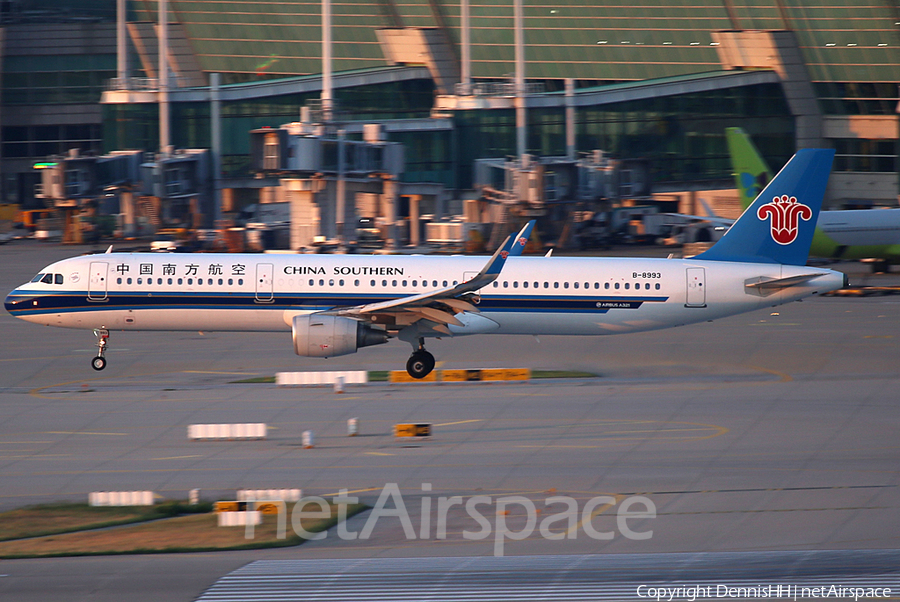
[92,328,109,371]
[406,338,435,379]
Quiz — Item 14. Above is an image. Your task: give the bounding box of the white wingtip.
[105,245,113,254]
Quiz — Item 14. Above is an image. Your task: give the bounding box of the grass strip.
[0,502,366,559]
[0,501,212,542]
[530,370,597,379]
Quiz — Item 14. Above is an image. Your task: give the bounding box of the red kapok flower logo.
[757,195,813,245]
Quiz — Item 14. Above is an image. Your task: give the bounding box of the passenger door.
[255,263,274,303]
[685,267,706,308]
[88,262,108,302]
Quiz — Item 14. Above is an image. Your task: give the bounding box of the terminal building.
[1,0,898,245]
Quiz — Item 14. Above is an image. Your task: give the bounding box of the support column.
[336,130,346,246]
[210,73,222,225]
[382,176,398,250]
[514,0,526,162]
[122,189,136,237]
[158,0,170,153]
[409,194,420,247]
[117,0,128,85]
[565,78,575,160]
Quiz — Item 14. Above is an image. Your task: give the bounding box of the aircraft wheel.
[91,356,107,371]
[406,350,435,379]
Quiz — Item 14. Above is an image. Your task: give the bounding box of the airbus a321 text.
[6,149,847,379]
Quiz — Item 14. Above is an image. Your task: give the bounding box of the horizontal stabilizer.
[745,274,824,290]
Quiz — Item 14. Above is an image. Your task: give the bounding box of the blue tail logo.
[696,148,834,266]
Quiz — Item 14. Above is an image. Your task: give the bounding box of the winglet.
[105,245,113,254]
[482,220,535,276]
[507,220,535,257]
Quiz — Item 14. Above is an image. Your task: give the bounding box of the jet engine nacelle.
[292,314,387,358]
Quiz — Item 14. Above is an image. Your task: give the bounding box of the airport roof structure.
[129,0,900,85]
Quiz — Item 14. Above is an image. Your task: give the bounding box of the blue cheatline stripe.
[7,291,669,318]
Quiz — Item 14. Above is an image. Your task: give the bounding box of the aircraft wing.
[324,221,535,332]
[662,212,735,227]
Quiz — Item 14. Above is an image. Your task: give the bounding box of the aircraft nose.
[5,289,25,315]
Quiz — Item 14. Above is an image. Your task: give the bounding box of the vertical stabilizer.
[696,148,834,266]
[726,127,773,211]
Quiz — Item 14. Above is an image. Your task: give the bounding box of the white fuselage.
[6,252,844,338]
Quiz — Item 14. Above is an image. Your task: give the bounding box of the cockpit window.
[55,274,64,285]
[31,273,45,283]
[40,273,54,284]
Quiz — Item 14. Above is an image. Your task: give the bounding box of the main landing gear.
[92,328,109,371]
[406,338,435,379]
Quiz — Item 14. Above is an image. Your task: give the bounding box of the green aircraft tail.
[726,127,773,211]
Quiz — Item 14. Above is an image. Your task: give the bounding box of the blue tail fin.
[695,148,834,266]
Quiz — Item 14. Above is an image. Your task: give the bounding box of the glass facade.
[103,78,438,179]
[454,82,794,189]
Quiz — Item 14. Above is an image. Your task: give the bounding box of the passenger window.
[208,278,213,285]
[137,278,142,285]
[382,280,387,287]
[585,282,589,289]
[55,274,64,285]
[625,283,630,290]
[319,279,324,286]
[41,273,53,284]
[615,283,620,290]
[354,279,359,286]
[433,280,438,287]
[573,282,579,289]
[219,278,224,285]
[513,281,519,288]
[238,278,244,285]
[554,282,559,289]
[503,281,508,288]
[197,279,202,286]
[228,278,232,285]
[655,283,661,290]
[339,279,344,286]
[329,279,334,286]
[178,278,183,285]
[127,278,133,285]
[544,282,549,289]
[534,282,539,288]
[453,281,458,285]
[443,281,448,287]
[493,282,499,288]
[187,278,193,285]
[523,281,528,288]
[117,277,122,285]
[370,280,376,286]
[412,280,418,287]
[605,282,610,290]
[564,282,569,289]
[645,283,650,290]
[392,280,397,287]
